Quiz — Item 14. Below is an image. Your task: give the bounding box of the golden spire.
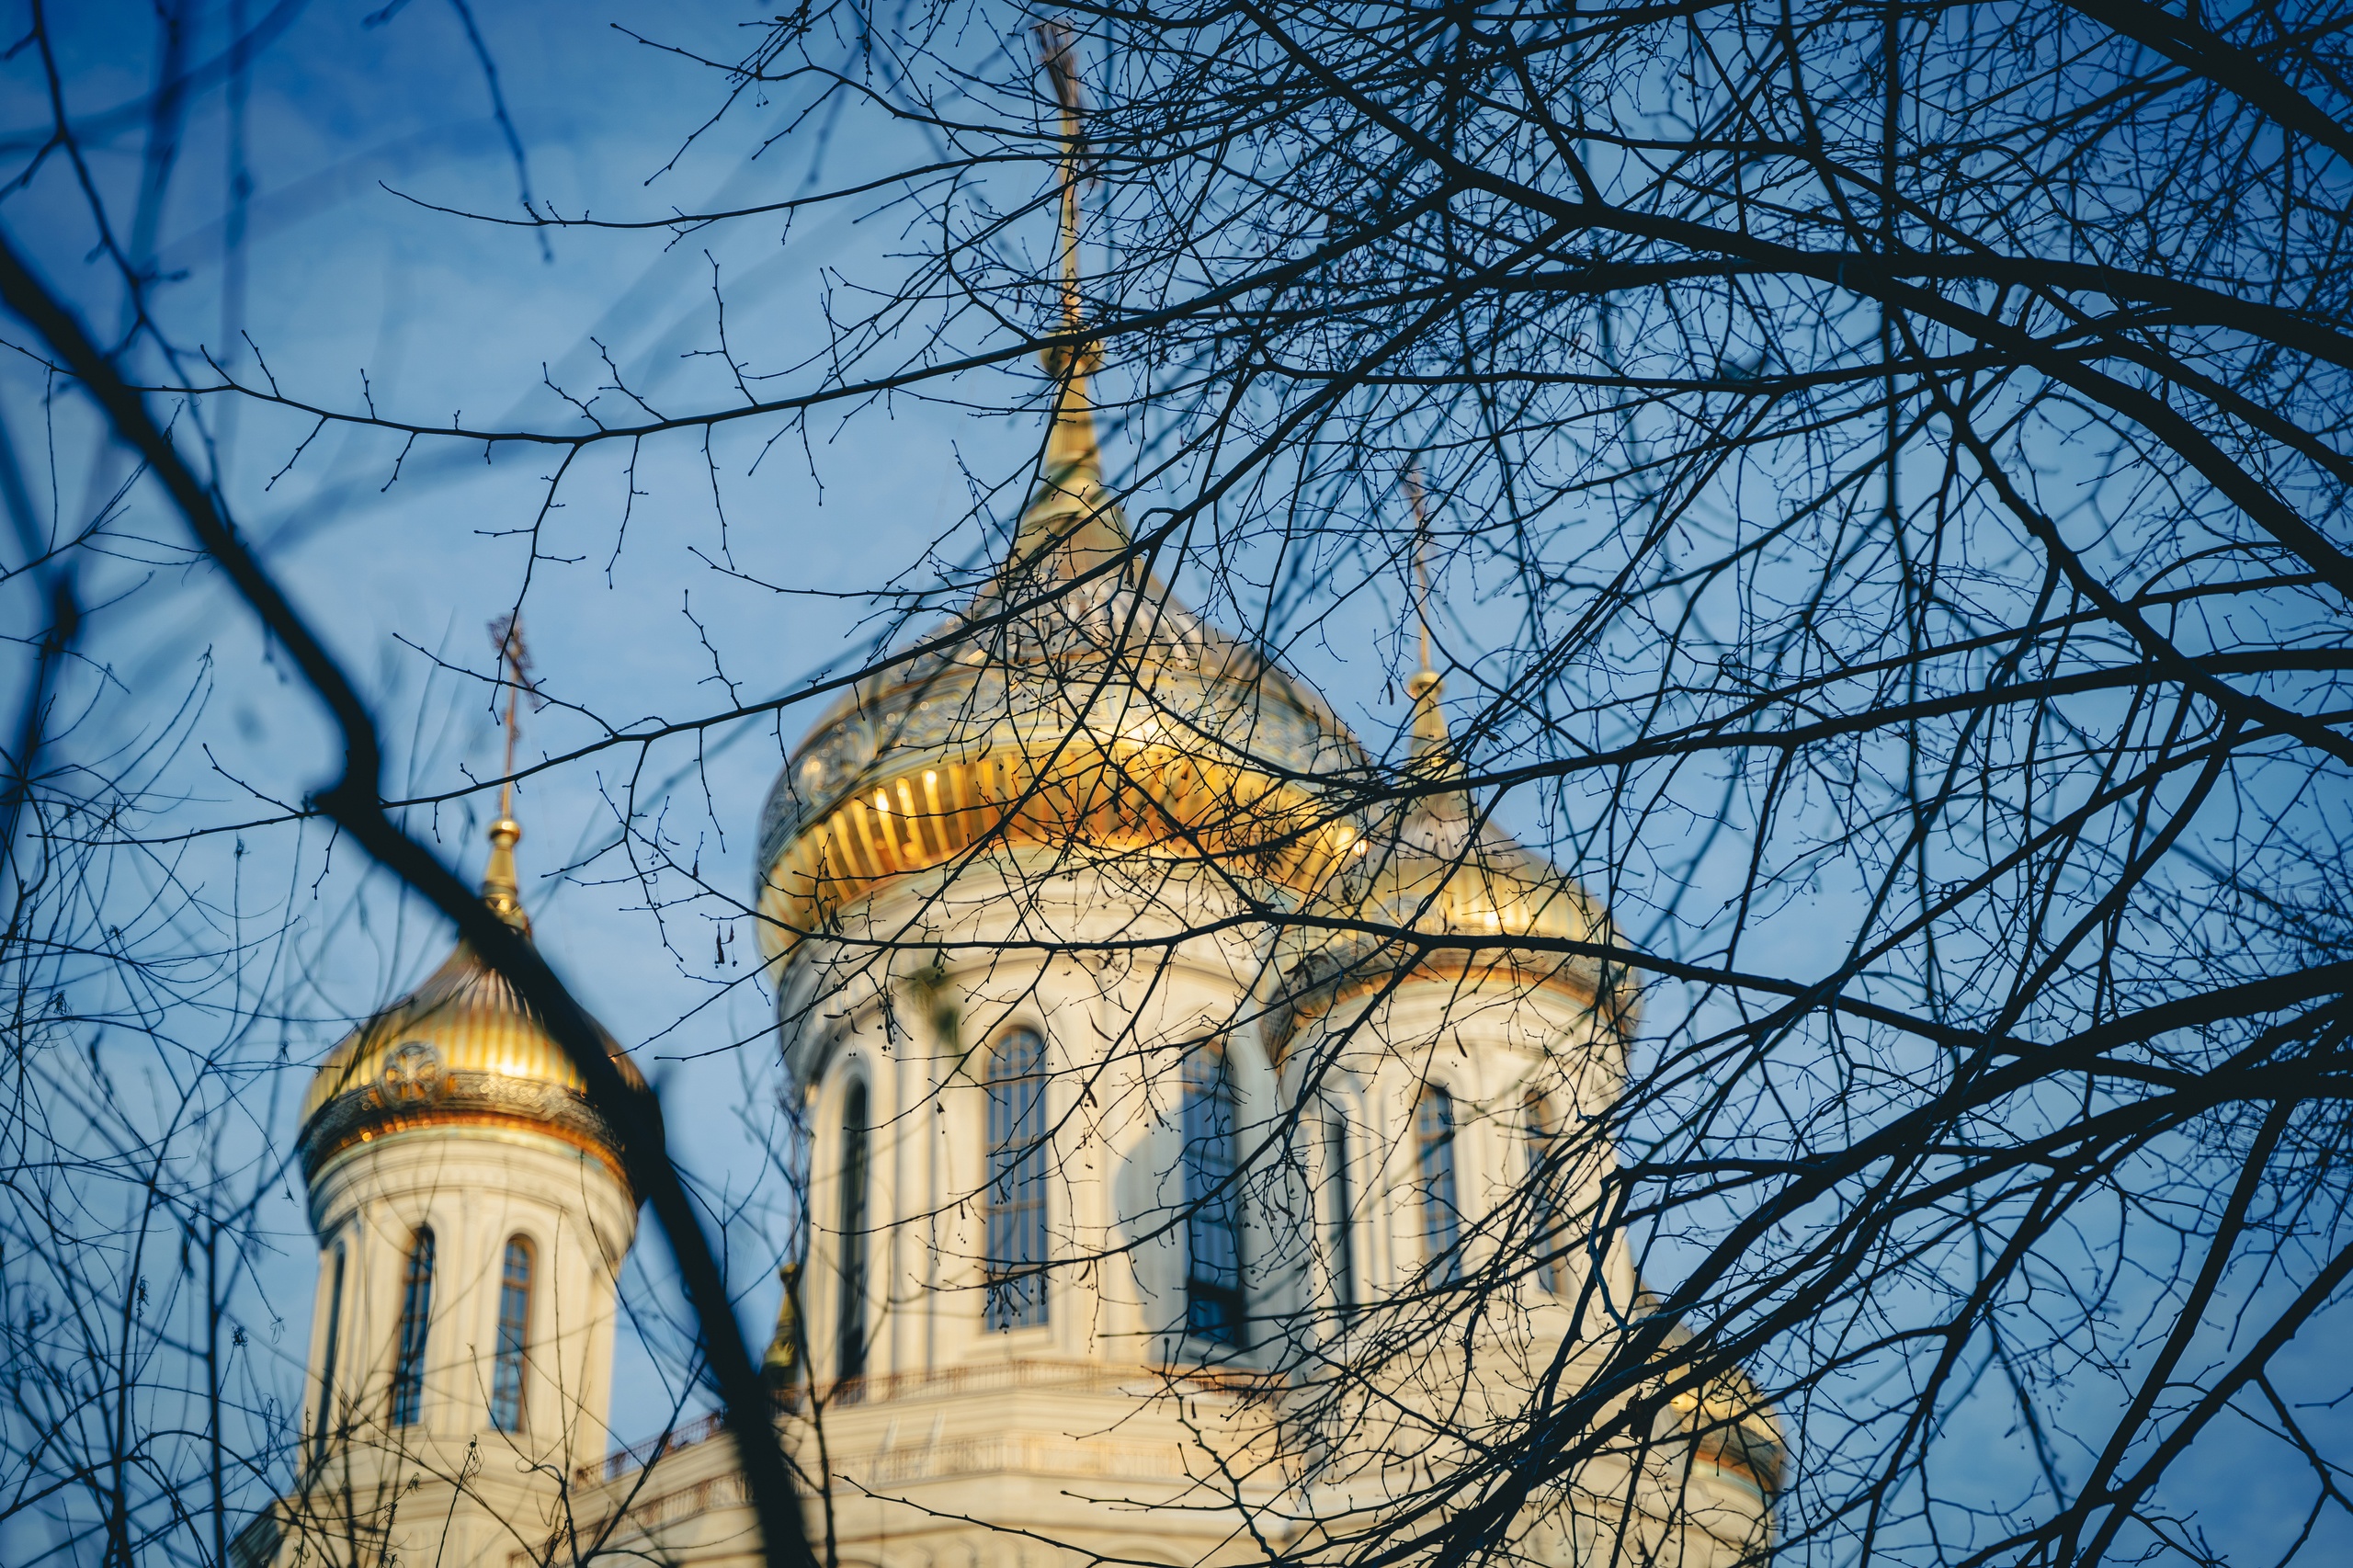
[483,614,532,933]
[1013,22,1124,579]
[1401,467,1454,773]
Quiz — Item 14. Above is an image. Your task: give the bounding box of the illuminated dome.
[1265,660,1622,1059]
[756,378,1368,956]
[298,813,645,1187]
[1353,668,1608,950]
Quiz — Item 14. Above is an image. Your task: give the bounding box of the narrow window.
[313,1245,346,1464]
[390,1227,435,1426]
[1417,1089,1461,1283]
[1322,1103,1357,1317]
[1525,1094,1564,1295]
[985,1028,1051,1330]
[489,1236,533,1432]
[1182,1045,1245,1345]
[835,1081,870,1397]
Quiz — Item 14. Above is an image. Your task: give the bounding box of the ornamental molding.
[298,1068,631,1190]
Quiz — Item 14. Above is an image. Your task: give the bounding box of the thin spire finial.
[1399,467,1453,769]
[1038,20,1086,351]
[497,619,525,820]
[1403,463,1434,676]
[483,614,535,930]
[1012,21,1126,576]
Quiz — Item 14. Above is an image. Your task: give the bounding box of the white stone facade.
[265,1125,634,1568]
[259,384,1779,1568]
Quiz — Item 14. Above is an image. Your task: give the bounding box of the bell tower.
[271,627,644,1568]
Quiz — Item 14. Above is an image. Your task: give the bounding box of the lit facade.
[244,376,1780,1568]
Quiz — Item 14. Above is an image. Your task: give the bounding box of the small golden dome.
[1646,1288,1787,1497]
[1266,665,1623,1059]
[299,815,644,1189]
[1355,668,1606,950]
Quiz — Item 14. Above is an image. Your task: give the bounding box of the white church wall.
[285,1127,635,1568]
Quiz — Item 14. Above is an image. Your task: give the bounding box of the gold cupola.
[1350,662,1609,954]
[753,376,1370,958]
[1352,485,1608,962]
[299,801,644,1189]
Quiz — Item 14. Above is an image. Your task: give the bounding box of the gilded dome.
[299,816,645,1187]
[1267,666,1621,1056]
[1352,670,1608,949]
[1645,1287,1788,1497]
[755,379,1368,956]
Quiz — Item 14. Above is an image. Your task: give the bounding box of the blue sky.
[8,0,1013,1467]
[6,0,1429,1468]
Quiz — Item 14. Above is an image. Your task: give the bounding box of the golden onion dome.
[755,376,1367,957]
[298,814,645,1189]
[1354,669,1608,950]
[1268,665,1621,1058]
[1645,1288,1788,1498]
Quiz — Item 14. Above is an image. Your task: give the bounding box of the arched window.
[1416,1089,1461,1283]
[1182,1045,1245,1345]
[313,1245,346,1464]
[489,1236,533,1432]
[984,1028,1050,1330]
[1524,1093,1564,1295]
[1322,1101,1357,1317]
[835,1080,870,1397]
[390,1227,435,1426]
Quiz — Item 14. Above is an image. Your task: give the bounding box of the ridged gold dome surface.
[299,817,645,1187]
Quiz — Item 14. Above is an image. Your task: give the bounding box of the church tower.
[595,36,1779,1568]
[713,407,1777,1568]
[267,43,1781,1568]
[739,341,1374,1568]
[269,656,644,1568]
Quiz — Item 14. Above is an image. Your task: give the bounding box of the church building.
[243,193,1782,1568]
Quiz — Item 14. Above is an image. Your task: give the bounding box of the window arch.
[1181,1045,1245,1345]
[835,1078,871,1397]
[390,1226,435,1426]
[1322,1099,1357,1317]
[1523,1093,1565,1295]
[1416,1088,1461,1283]
[313,1244,347,1463]
[985,1028,1050,1330]
[489,1235,533,1432]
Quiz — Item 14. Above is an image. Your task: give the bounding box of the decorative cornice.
[300,1066,633,1192]
[1265,950,1610,1062]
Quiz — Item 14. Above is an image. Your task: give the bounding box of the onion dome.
[1644,1290,1787,1498]
[1267,653,1619,1056]
[754,373,1367,957]
[298,812,645,1189]
[1354,667,1607,950]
